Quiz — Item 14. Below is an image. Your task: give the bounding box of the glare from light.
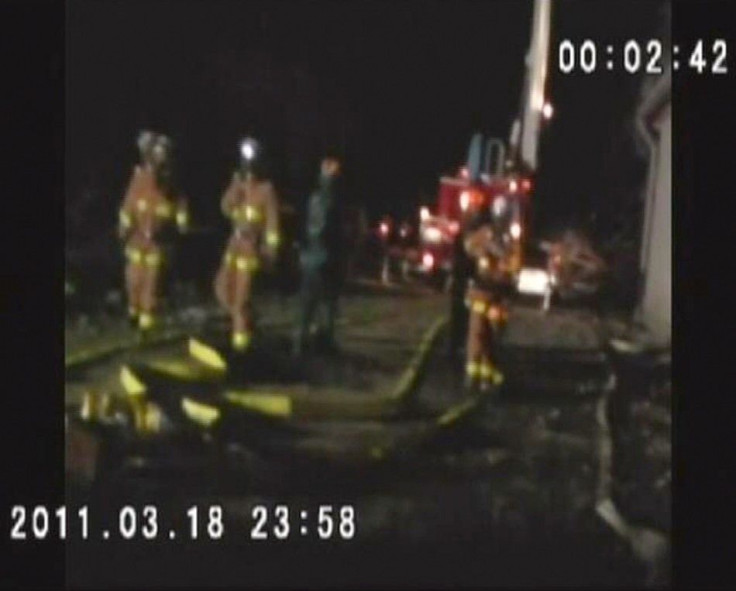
[423,227,443,243]
[460,167,468,178]
[521,179,532,192]
[542,102,554,120]
[448,221,459,234]
[517,268,550,296]
[379,222,389,236]
[460,191,470,211]
[420,206,430,221]
[510,222,522,240]
[493,196,508,217]
[509,180,518,193]
[422,252,435,269]
[532,88,545,112]
[240,140,256,161]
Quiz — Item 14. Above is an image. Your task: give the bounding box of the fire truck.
[374,211,451,287]
[418,150,533,284]
[410,205,456,284]
[376,0,553,293]
[417,0,553,296]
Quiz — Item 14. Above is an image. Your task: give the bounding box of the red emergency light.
[459,189,485,212]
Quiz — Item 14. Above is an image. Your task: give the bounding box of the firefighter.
[447,197,481,362]
[449,132,490,363]
[293,152,345,357]
[462,194,515,392]
[118,131,188,333]
[154,136,190,306]
[214,138,280,352]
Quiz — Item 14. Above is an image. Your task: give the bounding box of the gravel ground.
[65,281,670,587]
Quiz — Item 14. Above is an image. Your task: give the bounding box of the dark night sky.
[66,0,666,237]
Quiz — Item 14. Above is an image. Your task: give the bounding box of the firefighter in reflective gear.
[448,190,484,361]
[462,195,514,391]
[118,132,188,333]
[214,138,280,352]
[293,153,345,357]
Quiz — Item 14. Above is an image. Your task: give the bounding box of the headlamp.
[240,138,258,161]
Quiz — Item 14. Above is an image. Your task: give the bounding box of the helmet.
[157,134,172,150]
[137,130,156,159]
[151,135,172,164]
[239,137,260,163]
[239,137,268,178]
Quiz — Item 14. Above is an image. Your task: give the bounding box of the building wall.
[639,102,671,345]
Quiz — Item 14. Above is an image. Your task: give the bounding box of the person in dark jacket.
[293,153,346,357]
[447,210,476,362]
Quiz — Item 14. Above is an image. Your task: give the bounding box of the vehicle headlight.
[460,191,470,211]
[422,227,443,243]
[517,268,550,295]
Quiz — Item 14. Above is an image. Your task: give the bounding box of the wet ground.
[65,280,670,588]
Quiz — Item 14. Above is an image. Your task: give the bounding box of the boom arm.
[510,0,552,173]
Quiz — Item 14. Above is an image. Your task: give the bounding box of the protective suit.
[448,210,477,361]
[214,139,280,351]
[118,132,188,332]
[294,159,345,356]
[462,196,514,391]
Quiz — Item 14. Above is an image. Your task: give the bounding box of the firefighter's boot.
[137,311,155,342]
[231,329,251,353]
[230,308,251,352]
[479,360,504,393]
[464,360,481,393]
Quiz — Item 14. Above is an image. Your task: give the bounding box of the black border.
[0,0,66,588]
[1,0,734,588]
[672,1,736,588]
